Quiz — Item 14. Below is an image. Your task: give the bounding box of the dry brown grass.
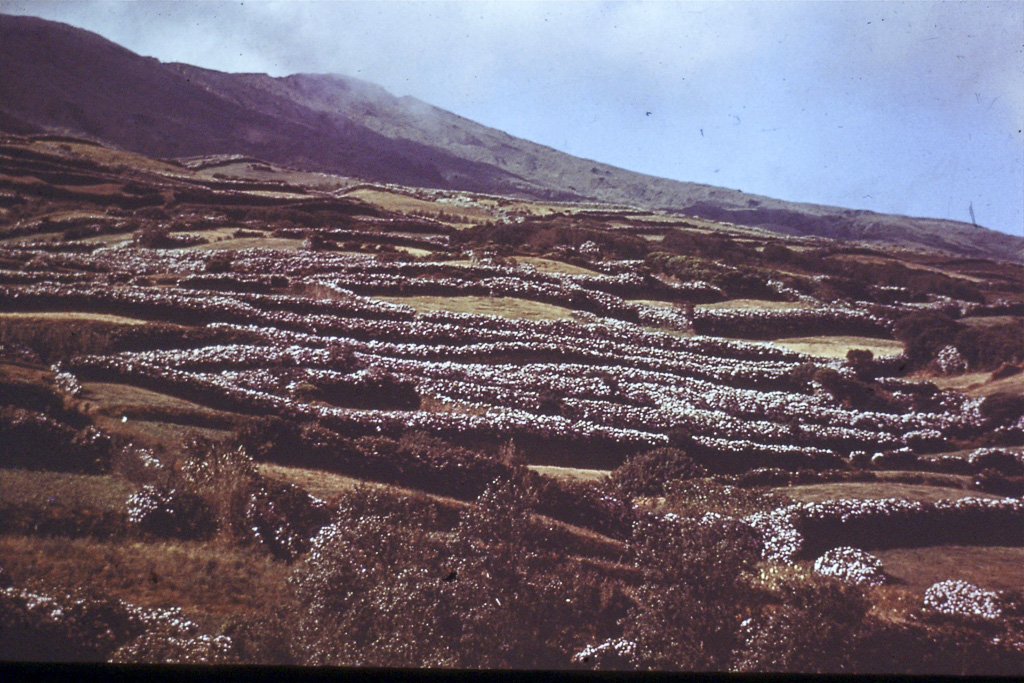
[629,299,679,309]
[393,246,433,257]
[28,139,187,176]
[770,336,905,359]
[0,468,133,514]
[782,481,998,505]
[375,294,577,320]
[928,370,1024,398]
[344,188,491,223]
[0,534,292,629]
[194,161,357,192]
[837,253,988,283]
[873,545,1024,594]
[697,299,812,311]
[959,315,1022,328]
[527,465,609,483]
[186,235,302,252]
[0,311,148,326]
[514,256,601,275]
[82,382,224,414]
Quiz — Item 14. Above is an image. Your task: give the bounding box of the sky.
[2,1,1022,236]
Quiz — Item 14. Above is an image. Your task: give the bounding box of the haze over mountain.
[1,13,1020,262]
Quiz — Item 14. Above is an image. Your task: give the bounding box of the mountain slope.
[1,13,1020,261]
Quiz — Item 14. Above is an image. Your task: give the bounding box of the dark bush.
[173,435,331,560]
[623,513,763,670]
[527,473,636,540]
[204,252,234,273]
[291,478,613,668]
[734,576,871,672]
[0,588,146,662]
[126,485,216,541]
[845,348,877,380]
[893,311,965,367]
[979,393,1024,427]
[233,422,517,502]
[0,407,111,473]
[973,469,1024,497]
[969,449,1024,476]
[608,447,707,498]
[992,362,1023,380]
[954,321,1024,371]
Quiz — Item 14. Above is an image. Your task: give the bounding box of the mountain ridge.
[1,13,1020,261]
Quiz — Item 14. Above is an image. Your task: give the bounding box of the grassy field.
[514,256,602,275]
[782,481,997,505]
[0,534,292,630]
[960,315,1022,328]
[0,311,149,326]
[771,336,905,358]
[837,253,990,283]
[344,188,492,223]
[24,139,187,176]
[527,465,610,482]
[697,299,812,311]
[187,233,302,252]
[929,370,1024,398]
[374,294,578,320]
[874,546,1024,593]
[629,299,679,309]
[82,382,234,416]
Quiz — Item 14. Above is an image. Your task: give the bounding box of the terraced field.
[2,132,1023,672]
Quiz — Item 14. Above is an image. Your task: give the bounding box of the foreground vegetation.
[1,133,1023,672]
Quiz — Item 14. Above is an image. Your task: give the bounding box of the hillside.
[1,13,1020,263]
[1,130,1024,671]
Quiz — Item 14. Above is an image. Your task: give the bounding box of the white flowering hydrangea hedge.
[747,497,1024,563]
[3,243,1018,477]
[922,580,1021,622]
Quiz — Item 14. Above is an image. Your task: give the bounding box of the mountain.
[1,13,1020,261]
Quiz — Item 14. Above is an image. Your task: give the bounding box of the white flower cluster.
[923,579,1005,620]
[571,638,637,668]
[935,345,967,374]
[812,546,887,587]
[1,586,69,621]
[126,485,176,529]
[53,370,82,397]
